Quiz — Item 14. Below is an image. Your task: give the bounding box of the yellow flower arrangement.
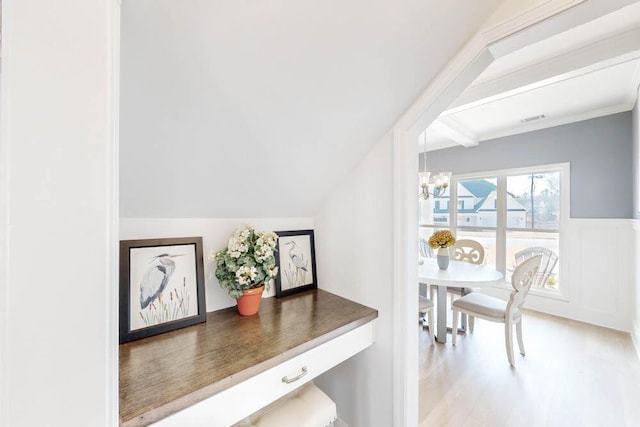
[428,230,456,249]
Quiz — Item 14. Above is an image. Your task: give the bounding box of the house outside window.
[419,163,567,297]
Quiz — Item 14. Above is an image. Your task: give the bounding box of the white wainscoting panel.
[483,218,634,332]
[632,220,640,359]
[576,228,620,314]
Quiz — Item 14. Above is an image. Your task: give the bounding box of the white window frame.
[421,163,570,301]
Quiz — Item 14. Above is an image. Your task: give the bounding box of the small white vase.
[437,247,449,270]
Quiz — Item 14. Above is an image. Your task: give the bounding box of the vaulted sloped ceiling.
[120,0,502,217]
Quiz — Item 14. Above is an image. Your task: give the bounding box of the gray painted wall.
[425,112,633,219]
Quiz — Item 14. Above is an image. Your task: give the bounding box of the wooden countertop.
[119,289,378,426]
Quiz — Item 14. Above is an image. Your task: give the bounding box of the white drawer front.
[152,321,374,427]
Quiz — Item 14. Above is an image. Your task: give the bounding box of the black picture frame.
[274,229,318,298]
[119,236,206,344]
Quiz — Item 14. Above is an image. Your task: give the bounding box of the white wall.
[0,1,118,426]
[632,220,640,357]
[634,91,640,218]
[632,90,640,355]
[313,133,394,427]
[120,217,313,311]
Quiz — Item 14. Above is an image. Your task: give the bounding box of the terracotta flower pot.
[236,284,265,316]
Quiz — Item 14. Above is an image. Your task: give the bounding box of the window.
[504,171,561,291]
[418,187,450,226]
[418,186,450,252]
[457,178,498,268]
[419,164,567,296]
[507,172,560,230]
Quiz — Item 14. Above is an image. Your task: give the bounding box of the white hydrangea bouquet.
[212,225,279,299]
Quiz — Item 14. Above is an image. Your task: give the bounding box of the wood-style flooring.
[419,310,640,427]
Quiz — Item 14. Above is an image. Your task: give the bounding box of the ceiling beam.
[429,116,479,148]
[448,26,640,111]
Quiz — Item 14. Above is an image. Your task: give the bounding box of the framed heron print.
[119,236,206,343]
[274,230,317,298]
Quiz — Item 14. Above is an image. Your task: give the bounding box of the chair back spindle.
[451,239,485,265]
[514,247,558,288]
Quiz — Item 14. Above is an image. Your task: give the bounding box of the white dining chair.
[419,295,435,346]
[450,239,485,265]
[430,239,485,331]
[449,238,485,294]
[429,238,485,297]
[451,255,542,366]
[514,247,558,288]
[418,237,434,259]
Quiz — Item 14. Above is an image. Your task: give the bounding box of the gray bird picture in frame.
[274,230,318,297]
[119,237,206,343]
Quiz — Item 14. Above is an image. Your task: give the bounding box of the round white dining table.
[418,258,503,343]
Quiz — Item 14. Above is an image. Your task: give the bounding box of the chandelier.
[419,140,451,200]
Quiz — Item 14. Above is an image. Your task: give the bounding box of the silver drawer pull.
[281,366,308,384]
